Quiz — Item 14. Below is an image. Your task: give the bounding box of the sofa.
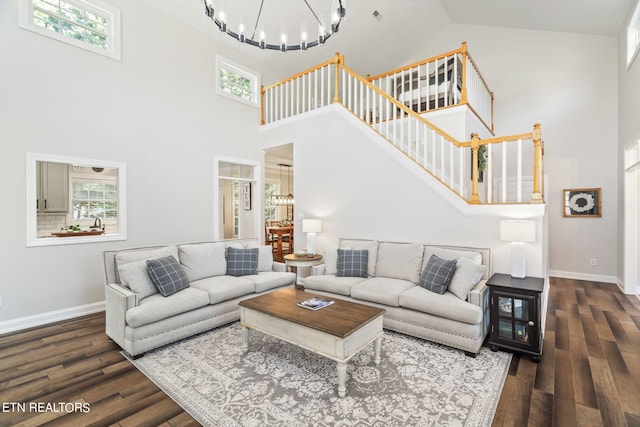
[302,239,492,355]
[103,238,296,357]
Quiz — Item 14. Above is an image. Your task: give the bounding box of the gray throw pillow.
[419,254,457,294]
[226,247,259,277]
[336,249,368,278]
[448,257,486,300]
[146,256,190,297]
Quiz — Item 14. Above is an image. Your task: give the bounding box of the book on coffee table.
[297,297,334,311]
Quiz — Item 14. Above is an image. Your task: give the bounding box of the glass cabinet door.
[495,293,535,348]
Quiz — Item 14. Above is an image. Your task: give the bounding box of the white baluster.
[487,143,492,203]
[501,142,507,202]
[458,146,464,197]
[449,141,453,187]
[517,138,522,203]
[365,85,370,124]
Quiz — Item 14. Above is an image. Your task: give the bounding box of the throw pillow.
[117,259,158,300]
[448,257,486,300]
[324,248,338,275]
[226,247,259,277]
[336,249,368,278]
[419,254,457,294]
[146,256,190,297]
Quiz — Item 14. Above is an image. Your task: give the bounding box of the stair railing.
[261,53,544,205]
[367,42,494,133]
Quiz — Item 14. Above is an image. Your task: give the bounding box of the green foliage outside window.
[72,181,118,219]
[220,68,254,102]
[33,0,108,50]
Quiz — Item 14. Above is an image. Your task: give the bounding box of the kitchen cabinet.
[37,162,69,213]
[486,273,544,362]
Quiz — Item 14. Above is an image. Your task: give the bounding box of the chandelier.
[272,164,294,205]
[203,0,346,52]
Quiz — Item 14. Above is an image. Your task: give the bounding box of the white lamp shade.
[302,219,322,233]
[500,220,536,243]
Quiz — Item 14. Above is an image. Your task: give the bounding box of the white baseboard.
[549,270,621,287]
[0,301,105,335]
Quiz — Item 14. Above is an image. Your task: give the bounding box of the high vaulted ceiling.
[141,0,632,77]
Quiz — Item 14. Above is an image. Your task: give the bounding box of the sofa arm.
[272,261,287,272]
[468,280,490,339]
[105,283,137,350]
[310,264,326,275]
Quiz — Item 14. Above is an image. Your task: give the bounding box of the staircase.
[260,44,544,206]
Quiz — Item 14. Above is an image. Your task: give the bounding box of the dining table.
[266,226,293,262]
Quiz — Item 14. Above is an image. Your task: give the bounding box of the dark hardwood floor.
[1,277,639,426]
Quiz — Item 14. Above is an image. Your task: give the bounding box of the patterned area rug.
[130,323,511,426]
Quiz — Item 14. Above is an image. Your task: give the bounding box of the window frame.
[26,152,127,247]
[18,0,122,61]
[215,55,260,107]
[627,0,640,70]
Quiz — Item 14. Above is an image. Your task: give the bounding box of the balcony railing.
[367,42,494,132]
[261,50,543,205]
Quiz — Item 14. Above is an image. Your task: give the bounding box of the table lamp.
[500,220,536,278]
[302,219,322,256]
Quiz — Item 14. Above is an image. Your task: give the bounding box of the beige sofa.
[302,239,492,355]
[103,238,296,357]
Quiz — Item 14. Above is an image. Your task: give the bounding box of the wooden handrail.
[262,55,340,92]
[339,62,459,146]
[367,43,466,82]
[262,51,544,205]
[458,132,535,148]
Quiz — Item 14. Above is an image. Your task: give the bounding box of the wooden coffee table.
[238,288,385,397]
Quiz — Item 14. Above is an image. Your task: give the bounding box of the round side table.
[283,254,323,288]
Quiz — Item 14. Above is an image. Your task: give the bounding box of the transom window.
[216,56,260,106]
[19,0,121,60]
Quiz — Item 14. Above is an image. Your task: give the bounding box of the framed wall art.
[243,182,252,210]
[563,188,601,217]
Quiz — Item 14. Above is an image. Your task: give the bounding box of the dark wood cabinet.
[486,273,544,362]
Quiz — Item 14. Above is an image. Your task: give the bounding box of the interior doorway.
[264,144,294,224]
[214,158,260,240]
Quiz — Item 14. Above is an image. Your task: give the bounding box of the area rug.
[129,323,511,426]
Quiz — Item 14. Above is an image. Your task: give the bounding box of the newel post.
[470,132,480,204]
[531,123,544,203]
[333,53,342,104]
[460,41,468,105]
[260,85,266,125]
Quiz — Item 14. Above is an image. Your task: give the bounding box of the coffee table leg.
[374,336,382,366]
[241,327,250,352]
[337,361,347,398]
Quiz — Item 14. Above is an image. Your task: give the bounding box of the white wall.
[261,106,546,278]
[407,25,619,283]
[0,0,278,326]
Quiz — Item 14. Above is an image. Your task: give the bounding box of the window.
[26,153,127,247]
[264,182,280,221]
[19,0,121,60]
[628,0,640,69]
[71,179,118,220]
[216,55,260,106]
